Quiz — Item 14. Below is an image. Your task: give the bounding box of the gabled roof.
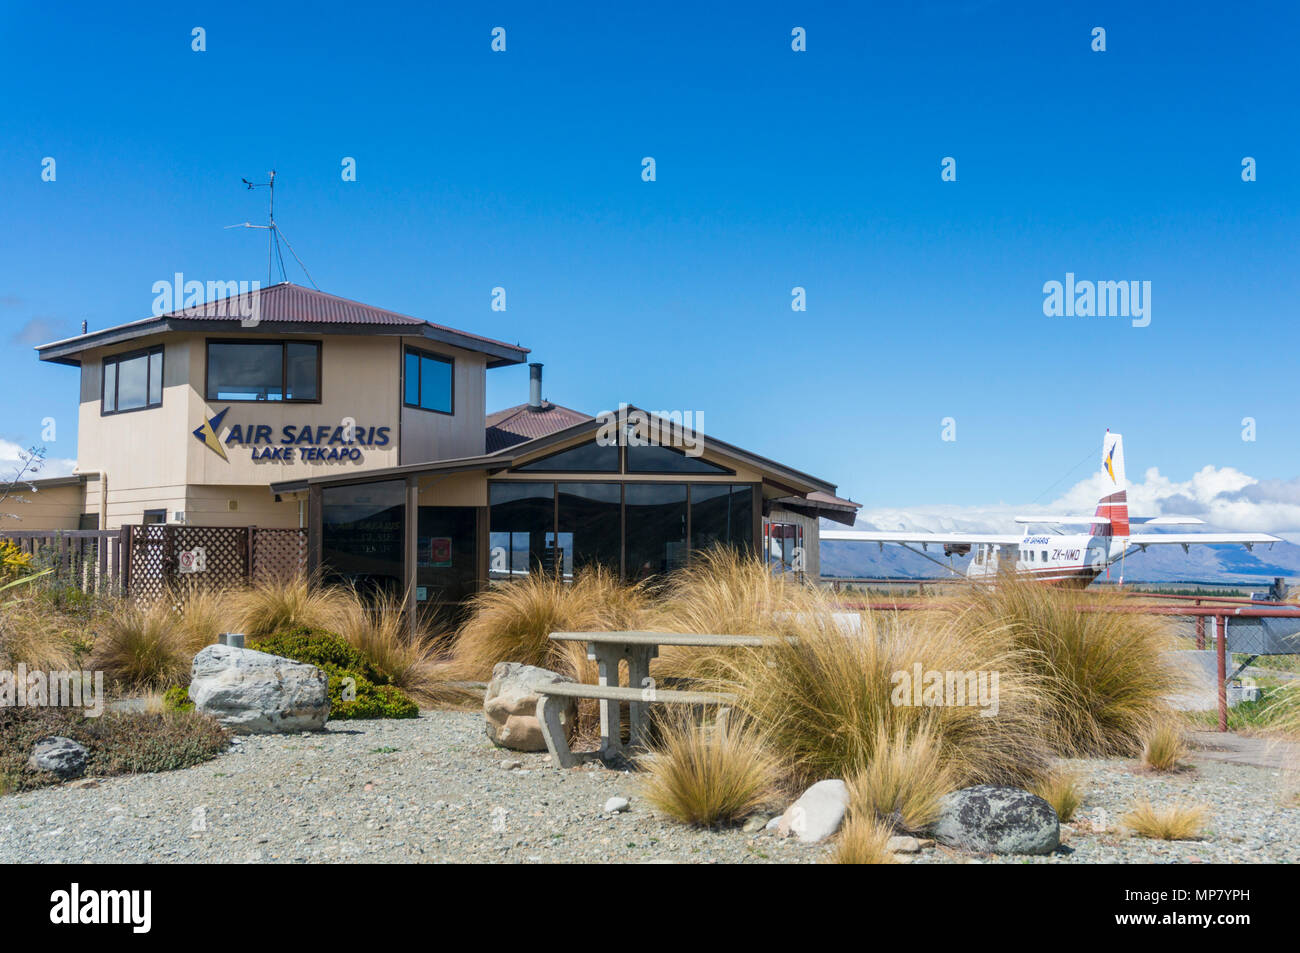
[485,402,593,453]
[35,282,529,368]
[271,404,849,502]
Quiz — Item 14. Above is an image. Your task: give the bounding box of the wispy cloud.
[9,315,72,347]
[851,465,1300,543]
[0,439,77,480]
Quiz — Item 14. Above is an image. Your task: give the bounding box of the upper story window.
[206,340,320,402]
[102,345,163,415]
[403,346,453,414]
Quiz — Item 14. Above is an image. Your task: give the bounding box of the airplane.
[821,431,1282,587]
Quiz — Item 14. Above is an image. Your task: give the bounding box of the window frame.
[204,338,323,404]
[402,345,455,416]
[100,345,165,416]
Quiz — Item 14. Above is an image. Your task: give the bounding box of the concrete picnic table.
[547,630,770,758]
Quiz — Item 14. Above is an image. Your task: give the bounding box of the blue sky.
[2,0,1297,525]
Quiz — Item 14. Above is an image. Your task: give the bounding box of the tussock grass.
[451,567,649,679]
[1033,768,1083,822]
[1122,800,1208,840]
[1141,718,1188,772]
[0,597,83,671]
[954,582,1181,757]
[693,600,1052,789]
[91,599,193,690]
[845,724,954,832]
[171,586,226,656]
[639,714,779,827]
[229,574,352,640]
[829,815,899,864]
[331,587,475,709]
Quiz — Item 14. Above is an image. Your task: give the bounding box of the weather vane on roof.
[224,170,319,289]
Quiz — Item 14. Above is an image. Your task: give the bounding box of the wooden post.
[405,478,419,638]
[1216,614,1228,732]
[305,487,323,577]
[1195,615,1205,650]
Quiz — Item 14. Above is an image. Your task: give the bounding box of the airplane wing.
[820,530,1023,547]
[1124,532,1281,552]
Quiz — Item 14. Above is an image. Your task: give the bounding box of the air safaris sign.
[193,407,391,463]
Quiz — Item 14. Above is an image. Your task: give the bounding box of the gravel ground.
[2,711,1296,864]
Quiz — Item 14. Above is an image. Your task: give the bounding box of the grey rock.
[189,644,329,734]
[28,736,88,779]
[887,835,923,853]
[742,815,770,834]
[930,785,1060,855]
[604,796,630,814]
[484,662,576,752]
[777,779,850,843]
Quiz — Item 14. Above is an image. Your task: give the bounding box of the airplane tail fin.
[1092,430,1129,537]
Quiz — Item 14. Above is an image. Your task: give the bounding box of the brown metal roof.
[36,282,529,368]
[485,402,593,453]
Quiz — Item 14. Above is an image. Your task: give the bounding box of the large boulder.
[484,662,576,752]
[776,779,850,843]
[930,785,1060,855]
[189,644,329,734]
[28,736,88,779]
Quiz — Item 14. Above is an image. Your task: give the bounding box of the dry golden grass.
[451,567,649,680]
[953,582,1181,757]
[1033,768,1083,822]
[846,724,955,832]
[171,586,227,656]
[1122,800,1208,840]
[330,586,476,709]
[1140,718,1188,772]
[829,815,899,864]
[639,714,779,827]
[691,598,1052,790]
[91,598,192,689]
[0,597,83,670]
[229,574,353,640]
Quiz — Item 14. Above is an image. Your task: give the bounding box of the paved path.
[1189,731,1300,770]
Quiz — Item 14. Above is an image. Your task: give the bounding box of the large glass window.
[322,480,405,595]
[626,443,733,474]
[514,439,619,473]
[102,345,164,415]
[206,340,320,402]
[417,506,478,607]
[625,484,688,580]
[404,347,453,413]
[691,484,753,552]
[489,483,555,578]
[557,483,622,576]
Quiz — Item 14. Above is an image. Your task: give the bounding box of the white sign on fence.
[177,547,207,574]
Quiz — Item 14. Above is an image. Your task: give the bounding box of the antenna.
[224,170,320,289]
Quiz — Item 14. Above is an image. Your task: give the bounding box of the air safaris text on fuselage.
[225,423,392,463]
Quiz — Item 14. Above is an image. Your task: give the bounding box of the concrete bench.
[536,682,736,768]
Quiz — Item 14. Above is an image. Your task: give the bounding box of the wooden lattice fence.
[124,525,308,601]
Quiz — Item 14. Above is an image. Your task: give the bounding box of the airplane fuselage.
[966,534,1124,587]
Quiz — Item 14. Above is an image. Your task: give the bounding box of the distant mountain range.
[820,532,1300,585]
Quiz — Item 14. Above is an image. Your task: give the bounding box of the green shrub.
[162,684,194,713]
[0,706,228,793]
[250,626,418,720]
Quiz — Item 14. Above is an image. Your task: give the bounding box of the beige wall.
[62,329,493,527]
[0,483,87,531]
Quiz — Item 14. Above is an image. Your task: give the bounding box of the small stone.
[65,778,100,790]
[742,815,770,834]
[776,780,850,843]
[28,736,88,780]
[604,796,630,814]
[501,760,524,771]
[887,835,923,853]
[891,853,914,864]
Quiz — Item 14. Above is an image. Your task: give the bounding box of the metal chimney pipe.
[528,363,543,411]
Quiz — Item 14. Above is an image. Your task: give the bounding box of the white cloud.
[853,465,1300,543]
[0,439,78,481]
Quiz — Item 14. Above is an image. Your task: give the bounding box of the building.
[12,283,857,613]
